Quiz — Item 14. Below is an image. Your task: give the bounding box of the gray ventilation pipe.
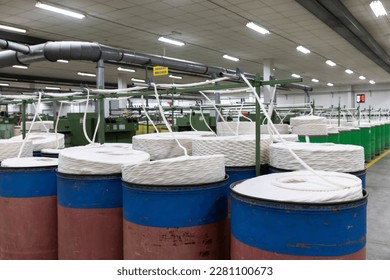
[0,39,30,54]
[0,40,256,79]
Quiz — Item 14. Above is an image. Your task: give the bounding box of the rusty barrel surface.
[0,165,57,259]
[230,184,368,260]
[57,172,123,260]
[122,176,229,260]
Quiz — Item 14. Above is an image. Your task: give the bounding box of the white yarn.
[271,134,298,143]
[40,148,62,155]
[58,143,150,175]
[261,124,289,134]
[10,132,65,152]
[132,131,214,160]
[292,124,328,136]
[328,119,348,126]
[1,157,58,168]
[327,126,339,134]
[290,115,327,127]
[122,155,225,185]
[217,122,255,136]
[25,121,53,132]
[270,142,365,172]
[0,140,33,161]
[338,126,352,132]
[192,135,272,166]
[232,170,362,203]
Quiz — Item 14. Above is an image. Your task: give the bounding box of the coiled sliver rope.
[157,77,230,89]
[122,155,225,185]
[240,74,348,190]
[199,104,217,135]
[11,132,65,152]
[270,142,365,172]
[1,157,58,168]
[192,135,272,166]
[0,140,33,161]
[141,95,159,133]
[290,116,328,136]
[82,88,100,144]
[217,122,255,136]
[189,109,198,132]
[58,143,150,175]
[233,171,362,203]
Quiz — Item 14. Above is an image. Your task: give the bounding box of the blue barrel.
[57,172,123,260]
[269,166,367,189]
[230,186,368,260]
[122,176,229,260]
[0,164,57,259]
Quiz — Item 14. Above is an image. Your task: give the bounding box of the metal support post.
[255,75,261,176]
[96,59,105,144]
[21,100,26,139]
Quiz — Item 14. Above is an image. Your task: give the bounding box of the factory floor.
[366,150,390,260]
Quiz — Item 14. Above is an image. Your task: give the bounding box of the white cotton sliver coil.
[26,121,53,132]
[232,170,362,203]
[327,126,339,134]
[217,122,255,136]
[122,155,225,185]
[290,115,327,127]
[132,131,214,160]
[58,143,150,175]
[260,124,289,134]
[327,119,348,126]
[10,132,65,151]
[0,140,33,161]
[338,126,352,132]
[292,124,328,136]
[271,134,299,143]
[192,135,271,167]
[270,142,365,172]
[1,157,58,168]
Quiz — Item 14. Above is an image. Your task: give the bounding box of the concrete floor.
[366,151,390,260]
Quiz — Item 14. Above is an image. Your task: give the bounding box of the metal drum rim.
[56,169,122,180]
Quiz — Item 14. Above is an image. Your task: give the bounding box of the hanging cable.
[199,104,217,135]
[141,95,159,133]
[31,103,50,133]
[54,102,63,149]
[189,109,198,132]
[158,77,229,89]
[151,83,188,156]
[82,88,100,144]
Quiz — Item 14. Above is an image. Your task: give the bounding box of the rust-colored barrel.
[230,182,368,260]
[56,172,123,260]
[0,162,58,259]
[122,176,229,260]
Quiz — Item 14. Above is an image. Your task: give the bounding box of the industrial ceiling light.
[0,83,10,86]
[169,75,182,79]
[246,22,270,35]
[0,24,26,33]
[131,78,145,83]
[311,78,319,83]
[345,69,354,74]
[327,82,334,86]
[35,1,85,19]
[296,45,311,54]
[117,67,135,73]
[223,54,239,62]
[359,75,366,80]
[45,86,61,90]
[369,80,376,84]
[291,73,301,78]
[77,72,96,77]
[57,59,69,63]
[12,65,28,69]
[325,60,336,67]
[158,36,185,46]
[370,1,387,17]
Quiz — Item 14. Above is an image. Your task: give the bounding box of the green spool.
[339,129,352,145]
[327,132,340,144]
[359,125,371,162]
[298,135,328,143]
[375,124,381,155]
[385,123,390,148]
[381,124,385,151]
[350,128,361,146]
[370,124,376,159]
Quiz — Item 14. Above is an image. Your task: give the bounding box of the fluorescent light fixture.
[77,72,96,77]
[370,1,387,17]
[291,73,301,78]
[0,83,10,86]
[57,59,69,63]
[327,82,334,86]
[131,78,145,83]
[158,36,185,46]
[246,22,270,35]
[325,60,336,67]
[296,45,311,54]
[311,78,319,83]
[45,86,61,90]
[0,24,26,33]
[369,80,376,84]
[345,69,354,74]
[12,65,28,69]
[169,75,182,80]
[117,67,135,73]
[35,1,85,19]
[223,54,239,62]
[359,75,366,80]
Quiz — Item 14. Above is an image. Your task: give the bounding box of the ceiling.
[0,0,390,92]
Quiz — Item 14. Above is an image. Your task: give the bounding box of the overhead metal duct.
[0,39,30,54]
[296,0,390,73]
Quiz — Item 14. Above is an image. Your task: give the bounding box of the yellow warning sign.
[153,66,169,76]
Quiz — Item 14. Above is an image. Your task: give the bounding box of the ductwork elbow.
[43,41,102,62]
